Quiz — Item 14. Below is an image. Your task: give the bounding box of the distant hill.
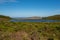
[42,15,60,20]
[1,14,60,21]
[25,16,42,20]
[0,15,11,21]
[13,16,42,20]
[13,15,60,20]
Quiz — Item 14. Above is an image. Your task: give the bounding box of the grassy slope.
[0,21,60,40]
[42,15,60,20]
[0,15,60,40]
[0,15,11,21]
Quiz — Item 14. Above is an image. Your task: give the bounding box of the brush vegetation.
[0,15,60,40]
[0,21,60,40]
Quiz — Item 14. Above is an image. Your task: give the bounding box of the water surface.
[10,19,60,22]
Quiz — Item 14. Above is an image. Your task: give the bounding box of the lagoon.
[10,19,60,22]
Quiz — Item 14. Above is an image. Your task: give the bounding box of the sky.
[0,0,60,17]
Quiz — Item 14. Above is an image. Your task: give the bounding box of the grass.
[0,21,60,40]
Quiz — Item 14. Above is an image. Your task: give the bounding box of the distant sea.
[10,19,60,22]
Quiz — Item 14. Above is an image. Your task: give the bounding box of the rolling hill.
[0,15,11,21]
[42,15,60,20]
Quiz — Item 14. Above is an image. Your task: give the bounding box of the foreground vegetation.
[0,21,60,40]
[0,15,60,40]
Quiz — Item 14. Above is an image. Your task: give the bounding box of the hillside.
[0,15,11,21]
[0,15,60,21]
[13,15,60,20]
[25,16,42,20]
[0,22,60,40]
[42,15,60,20]
[0,15,60,40]
[13,16,42,20]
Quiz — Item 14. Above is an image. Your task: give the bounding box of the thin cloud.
[0,0,18,3]
[50,9,60,15]
[8,0,18,2]
[50,9,60,13]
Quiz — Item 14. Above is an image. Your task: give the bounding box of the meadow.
[0,21,60,40]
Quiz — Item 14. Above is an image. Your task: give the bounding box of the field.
[0,21,60,40]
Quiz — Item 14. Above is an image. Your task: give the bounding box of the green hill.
[0,15,11,21]
[42,15,60,20]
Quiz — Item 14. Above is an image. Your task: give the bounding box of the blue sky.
[0,0,60,17]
